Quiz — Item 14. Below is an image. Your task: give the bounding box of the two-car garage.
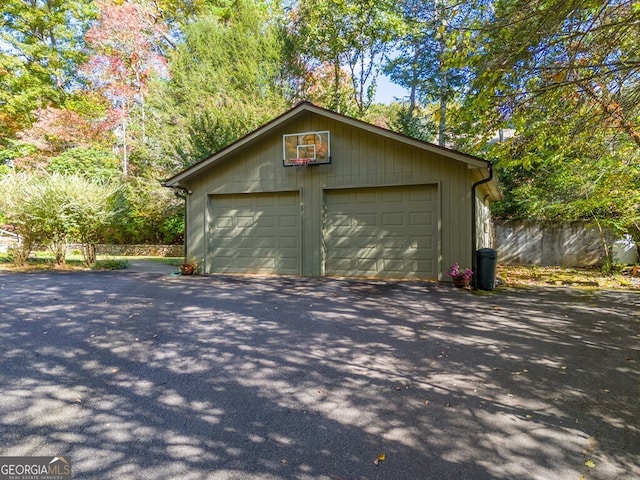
[207,184,439,279]
[165,102,500,281]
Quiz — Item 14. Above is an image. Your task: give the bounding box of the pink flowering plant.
[447,263,473,281]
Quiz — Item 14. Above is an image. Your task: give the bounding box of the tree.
[487,83,640,228]
[11,102,115,172]
[459,0,640,149]
[82,0,169,175]
[384,0,476,144]
[298,62,358,116]
[143,0,288,171]
[447,0,640,253]
[63,174,121,266]
[0,0,95,144]
[47,146,121,181]
[291,0,400,117]
[106,176,183,245]
[0,173,47,265]
[0,172,120,266]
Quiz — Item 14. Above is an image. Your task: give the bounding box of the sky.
[374,74,409,104]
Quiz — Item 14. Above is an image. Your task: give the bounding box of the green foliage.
[143,0,288,170]
[47,147,120,181]
[486,92,640,238]
[383,0,475,143]
[105,176,183,245]
[0,0,96,142]
[0,140,38,168]
[291,0,401,117]
[0,173,48,264]
[1,0,639,253]
[92,258,129,271]
[386,103,435,141]
[451,0,640,244]
[0,172,120,266]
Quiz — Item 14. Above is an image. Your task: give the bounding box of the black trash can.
[476,248,497,290]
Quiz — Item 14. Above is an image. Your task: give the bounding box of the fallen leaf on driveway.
[373,453,386,466]
[584,459,596,469]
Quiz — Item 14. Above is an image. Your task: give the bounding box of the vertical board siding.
[185,111,475,279]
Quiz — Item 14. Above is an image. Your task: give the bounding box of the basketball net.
[290,158,312,170]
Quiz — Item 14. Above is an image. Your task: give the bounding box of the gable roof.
[164,101,494,187]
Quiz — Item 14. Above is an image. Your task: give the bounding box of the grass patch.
[0,252,182,271]
[497,265,639,290]
[92,259,129,270]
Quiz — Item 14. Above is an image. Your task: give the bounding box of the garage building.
[164,102,500,280]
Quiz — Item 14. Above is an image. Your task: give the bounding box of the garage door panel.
[410,188,432,201]
[381,258,406,271]
[410,211,432,226]
[209,192,300,275]
[411,235,433,249]
[417,259,434,271]
[382,190,403,202]
[355,258,378,271]
[254,257,275,269]
[235,257,253,269]
[216,216,234,229]
[356,191,377,204]
[255,237,276,248]
[324,185,438,279]
[279,257,299,270]
[278,195,298,207]
[279,215,298,228]
[234,197,252,207]
[329,213,351,226]
[355,213,377,226]
[256,215,276,228]
[279,236,298,249]
[382,213,404,225]
[236,216,254,228]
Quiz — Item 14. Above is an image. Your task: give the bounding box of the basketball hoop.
[290,158,312,171]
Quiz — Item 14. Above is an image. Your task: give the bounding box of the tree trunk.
[333,59,341,113]
[436,0,447,147]
[82,243,97,267]
[50,239,66,266]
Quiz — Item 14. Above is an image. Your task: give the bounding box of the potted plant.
[180,257,198,275]
[447,263,473,288]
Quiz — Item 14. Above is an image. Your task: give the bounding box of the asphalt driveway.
[0,269,638,479]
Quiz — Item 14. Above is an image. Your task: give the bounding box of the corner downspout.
[471,163,494,288]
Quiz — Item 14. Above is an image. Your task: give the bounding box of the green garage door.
[209,191,300,275]
[323,185,438,279]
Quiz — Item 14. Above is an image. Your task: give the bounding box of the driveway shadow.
[0,272,638,479]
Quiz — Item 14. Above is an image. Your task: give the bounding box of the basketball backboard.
[283,131,331,167]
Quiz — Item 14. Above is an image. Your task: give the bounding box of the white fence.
[494,220,635,266]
